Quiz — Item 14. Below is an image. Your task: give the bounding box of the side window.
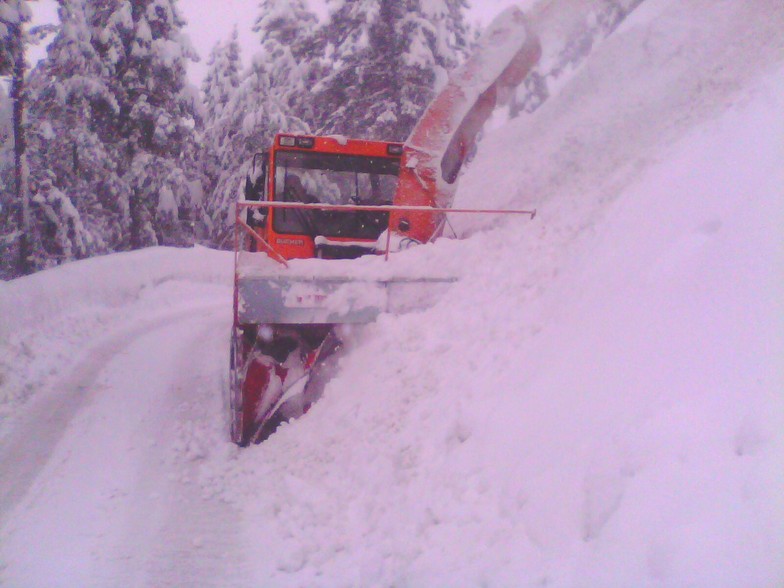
[245,153,267,200]
[244,152,268,227]
[274,170,318,235]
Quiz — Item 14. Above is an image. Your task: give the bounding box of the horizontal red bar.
[237,200,536,217]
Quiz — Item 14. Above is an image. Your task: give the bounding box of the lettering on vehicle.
[284,283,328,308]
[276,238,305,246]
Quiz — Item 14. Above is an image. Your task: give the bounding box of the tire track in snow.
[108,311,254,587]
[0,305,252,587]
[0,305,220,525]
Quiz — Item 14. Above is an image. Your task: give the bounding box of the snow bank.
[455,0,784,225]
[189,1,784,585]
[0,246,232,422]
[0,246,231,339]
[190,68,783,586]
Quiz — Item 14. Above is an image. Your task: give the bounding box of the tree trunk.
[129,186,142,250]
[10,23,31,276]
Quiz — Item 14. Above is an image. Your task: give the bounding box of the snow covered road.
[0,307,214,518]
[0,249,255,587]
[1,0,783,585]
[0,298,253,587]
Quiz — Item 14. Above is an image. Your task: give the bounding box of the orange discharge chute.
[390,6,541,244]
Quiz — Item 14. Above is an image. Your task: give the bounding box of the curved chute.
[390,7,541,244]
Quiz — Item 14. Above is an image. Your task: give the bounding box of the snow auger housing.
[229,7,540,446]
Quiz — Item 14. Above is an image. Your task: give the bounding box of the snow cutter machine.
[229,7,541,445]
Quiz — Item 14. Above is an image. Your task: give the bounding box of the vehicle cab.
[244,134,404,261]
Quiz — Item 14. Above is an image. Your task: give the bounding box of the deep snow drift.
[2,0,783,586]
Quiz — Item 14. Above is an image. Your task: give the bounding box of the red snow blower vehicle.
[229,7,541,445]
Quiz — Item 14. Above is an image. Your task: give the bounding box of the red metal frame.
[235,199,535,258]
[232,131,536,331]
[232,199,536,329]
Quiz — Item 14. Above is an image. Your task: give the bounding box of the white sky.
[29,0,517,87]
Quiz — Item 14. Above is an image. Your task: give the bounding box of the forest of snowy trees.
[0,0,470,278]
[1,0,641,279]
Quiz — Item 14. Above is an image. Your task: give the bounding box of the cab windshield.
[272,150,400,240]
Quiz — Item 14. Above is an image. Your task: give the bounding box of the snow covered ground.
[2,0,783,586]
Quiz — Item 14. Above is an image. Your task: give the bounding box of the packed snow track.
[0,249,259,587]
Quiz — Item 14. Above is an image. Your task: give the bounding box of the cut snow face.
[1,0,783,586]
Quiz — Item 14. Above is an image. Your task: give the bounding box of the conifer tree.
[201,0,317,242]
[0,0,33,276]
[25,0,114,264]
[202,26,241,130]
[200,28,242,241]
[313,0,469,141]
[204,52,308,240]
[419,0,470,73]
[87,0,201,248]
[252,0,317,123]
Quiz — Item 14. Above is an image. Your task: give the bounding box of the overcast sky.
[29,0,518,86]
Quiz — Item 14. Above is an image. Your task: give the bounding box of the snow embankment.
[185,0,784,585]
[0,246,231,337]
[191,67,784,587]
[0,246,232,421]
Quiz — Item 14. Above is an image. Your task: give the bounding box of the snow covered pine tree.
[0,0,33,277]
[88,0,201,249]
[201,0,317,244]
[313,0,469,141]
[200,26,242,242]
[25,0,111,267]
